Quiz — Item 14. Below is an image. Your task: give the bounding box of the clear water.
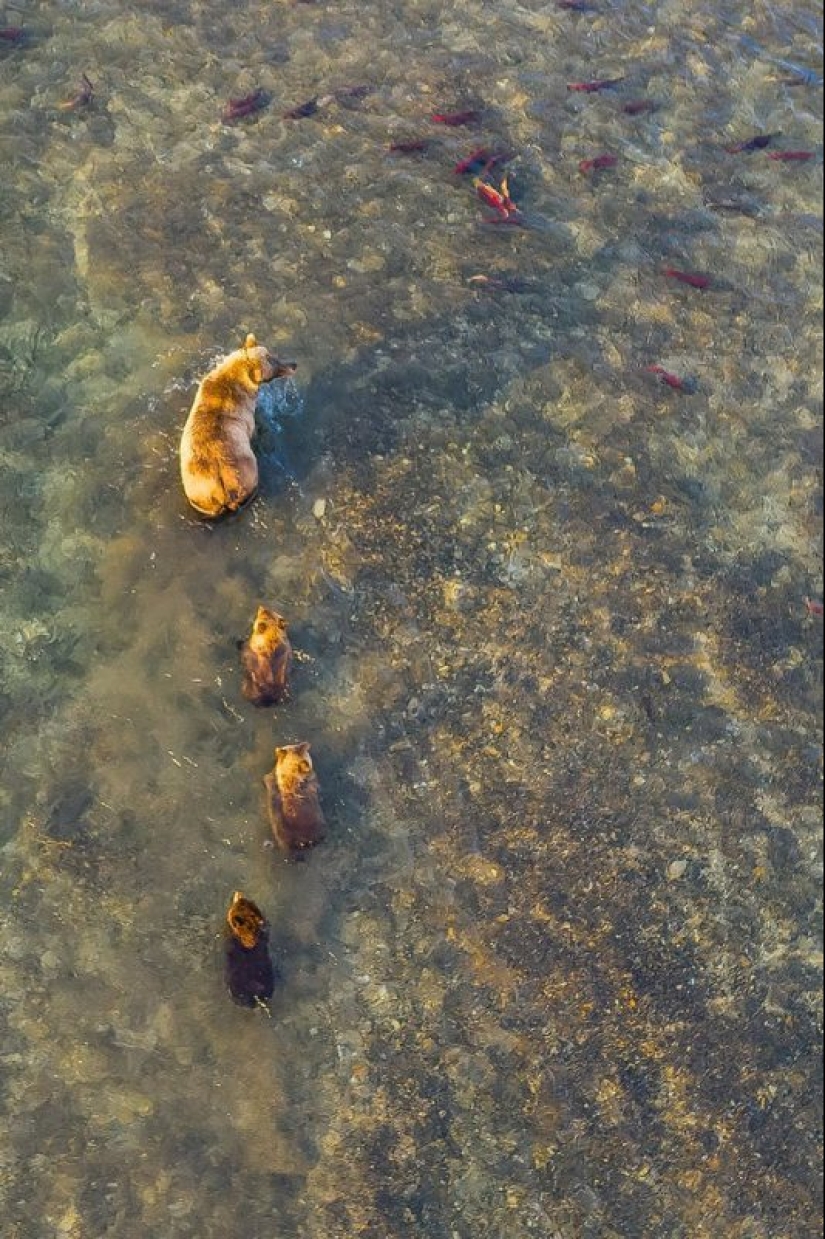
[0,2,822,1236]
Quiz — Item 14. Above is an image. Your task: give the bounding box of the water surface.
[0,2,822,1236]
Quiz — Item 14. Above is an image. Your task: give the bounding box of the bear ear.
[296,741,311,757]
[243,332,258,352]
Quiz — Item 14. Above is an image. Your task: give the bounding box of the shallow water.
[0,2,822,1237]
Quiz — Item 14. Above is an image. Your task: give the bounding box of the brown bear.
[179,333,296,518]
[239,606,292,706]
[264,742,326,855]
[224,891,277,1007]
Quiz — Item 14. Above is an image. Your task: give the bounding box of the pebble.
[313,498,327,520]
[667,859,689,881]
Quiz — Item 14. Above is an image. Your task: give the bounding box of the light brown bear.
[239,606,292,706]
[179,333,296,518]
[264,742,326,855]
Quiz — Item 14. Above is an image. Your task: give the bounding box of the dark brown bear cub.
[264,742,326,856]
[239,606,292,706]
[224,891,276,1008]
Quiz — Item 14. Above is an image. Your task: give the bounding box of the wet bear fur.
[179,333,296,518]
[239,606,292,706]
[264,742,326,856]
[224,891,277,1008]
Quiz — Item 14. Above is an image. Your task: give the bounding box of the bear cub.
[264,742,326,856]
[224,891,277,1008]
[239,606,292,706]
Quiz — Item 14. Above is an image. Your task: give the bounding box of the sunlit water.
[1,2,822,1236]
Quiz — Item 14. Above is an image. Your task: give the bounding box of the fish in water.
[221,88,271,124]
[475,175,517,219]
[725,133,779,153]
[59,73,94,111]
[662,267,711,290]
[453,147,511,176]
[284,96,322,119]
[646,365,696,393]
[431,109,481,125]
[388,138,431,153]
[579,152,618,174]
[767,149,815,162]
[623,99,658,115]
[567,77,623,93]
